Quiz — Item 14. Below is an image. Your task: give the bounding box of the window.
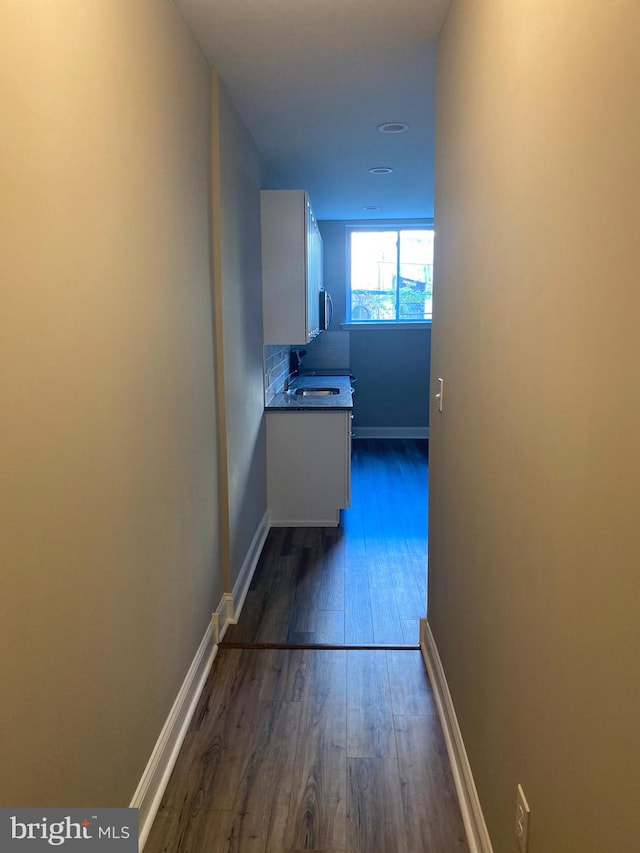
[348,226,434,322]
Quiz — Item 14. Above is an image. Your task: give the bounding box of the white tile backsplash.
[263,332,351,404]
[263,345,289,403]
[301,331,350,370]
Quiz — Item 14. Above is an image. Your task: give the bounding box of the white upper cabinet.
[261,190,323,345]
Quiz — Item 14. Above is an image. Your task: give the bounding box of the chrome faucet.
[284,369,300,393]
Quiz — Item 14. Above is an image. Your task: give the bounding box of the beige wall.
[215,79,267,586]
[0,1,220,806]
[430,1,640,851]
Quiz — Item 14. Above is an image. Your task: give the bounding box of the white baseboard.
[131,619,217,851]
[228,510,269,624]
[420,618,494,853]
[353,426,429,439]
[131,511,270,849]
[211,593,235,643]
[269,518,339,527]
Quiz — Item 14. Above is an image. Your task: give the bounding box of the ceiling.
[175,0,451,221]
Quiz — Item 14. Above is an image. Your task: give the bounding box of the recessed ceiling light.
[377,122,409,134]
[363,205,380,211]
[368,166,394,175]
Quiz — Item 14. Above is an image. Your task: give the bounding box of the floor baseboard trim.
[269,518,339,528]
[131,620,217,851]
[228,510,269,626]
[132,511,270,848]
[216,594,235,641]
[420,618,494,853]
[353,427,429,439]
[220,641,420,651]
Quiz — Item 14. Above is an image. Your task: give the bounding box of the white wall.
[1,0,272,811]
[0,1,220,805]
[215,78,267,587]
[430,1,640,850]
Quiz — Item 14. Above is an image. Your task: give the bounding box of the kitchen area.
[222,188,430,646]
[261,189,431,531]
[261,189,354,528]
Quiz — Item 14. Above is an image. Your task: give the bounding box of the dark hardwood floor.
[146,441,468,852]
[224,439,429,647]
[146,647,468,853]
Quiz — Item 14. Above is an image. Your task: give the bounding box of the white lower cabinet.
[266,410,351,526]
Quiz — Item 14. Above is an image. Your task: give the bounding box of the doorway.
[223,437,428,648]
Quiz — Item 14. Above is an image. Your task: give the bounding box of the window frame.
[345,221,434,326]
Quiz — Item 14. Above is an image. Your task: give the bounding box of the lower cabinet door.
[266,410,351,526]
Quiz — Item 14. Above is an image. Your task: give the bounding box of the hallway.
[145,440,467,851]
[145,647,467,852]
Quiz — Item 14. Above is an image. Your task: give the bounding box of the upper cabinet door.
[306,199,321,340]
[261,190,322,345]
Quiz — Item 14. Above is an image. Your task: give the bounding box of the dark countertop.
[266,374,353,412]
[299,368,353,376]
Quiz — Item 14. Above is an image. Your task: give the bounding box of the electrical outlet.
[515,784,530,852]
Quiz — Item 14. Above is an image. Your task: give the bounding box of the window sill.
[341,321,432,331]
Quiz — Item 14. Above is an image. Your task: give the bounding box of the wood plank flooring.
[145,648,468,853]
[224,439,429,647]
[145,440,467,852]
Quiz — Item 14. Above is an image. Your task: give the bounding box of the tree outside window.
[349,227,434,322]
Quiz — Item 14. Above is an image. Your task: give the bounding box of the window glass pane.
[398,230,434,320]
[350,231,398,321]
[349,227,434,322]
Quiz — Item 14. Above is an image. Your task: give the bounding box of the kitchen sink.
[293,387,340,396]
